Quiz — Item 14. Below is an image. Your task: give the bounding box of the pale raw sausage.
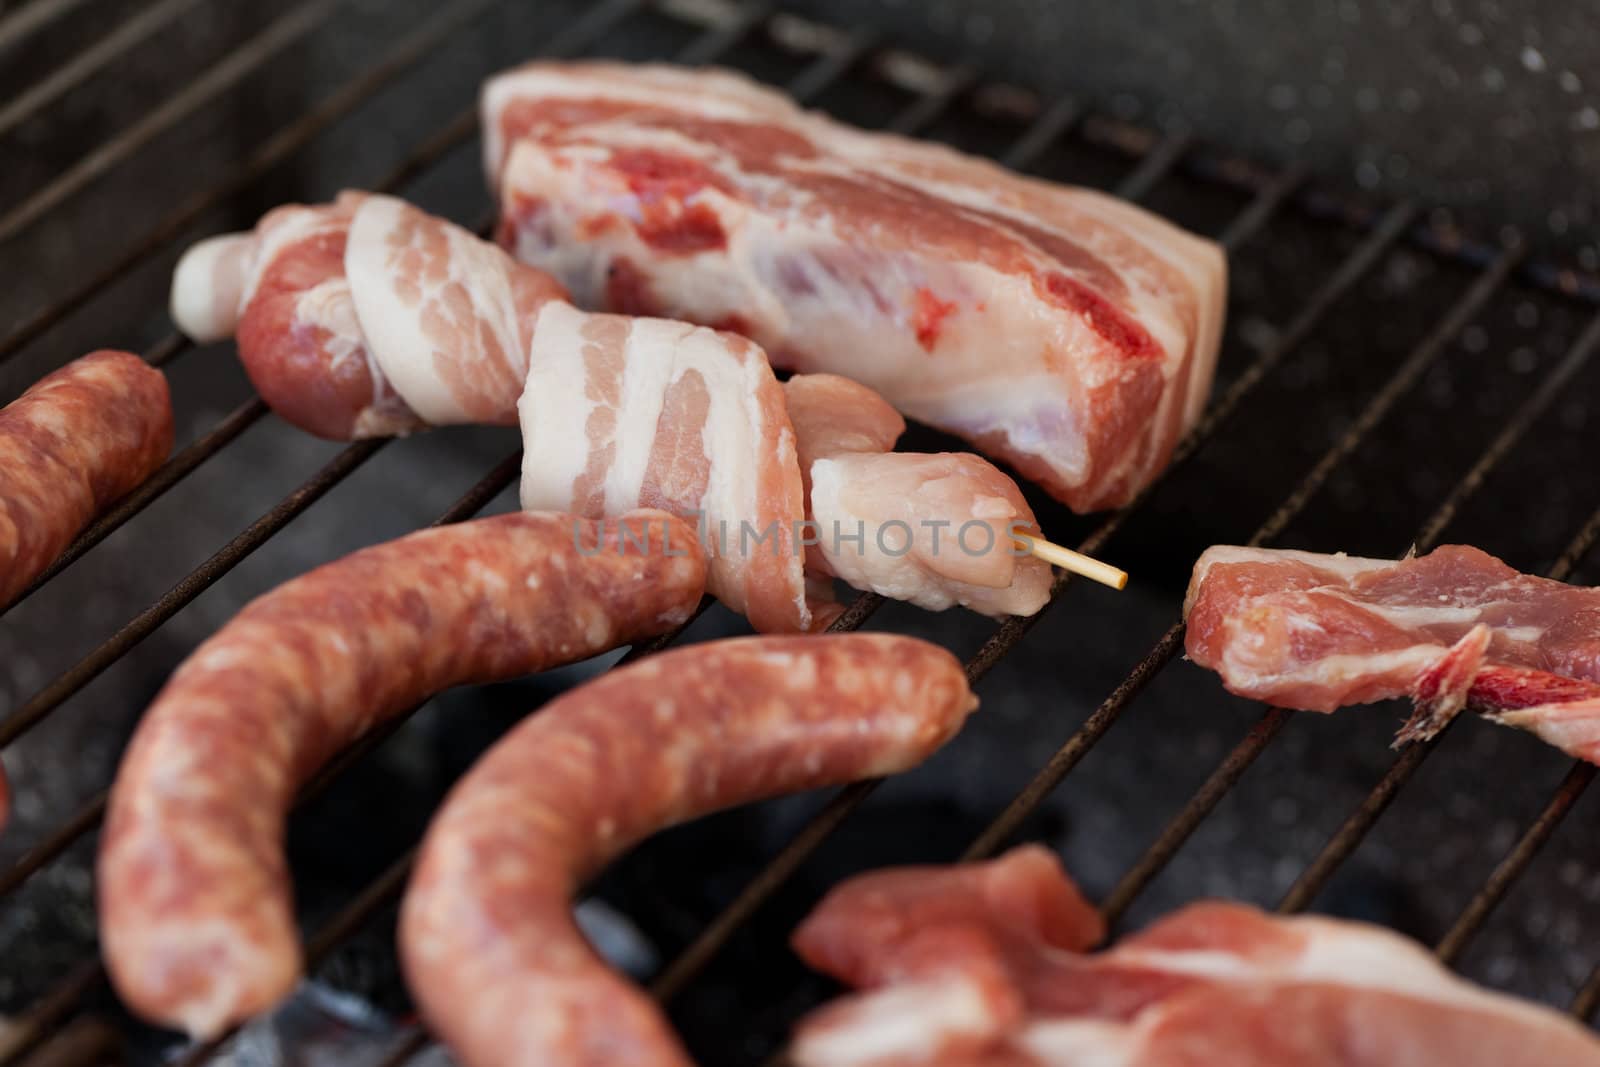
[98,510,706,1037]
[400,632,979,1067]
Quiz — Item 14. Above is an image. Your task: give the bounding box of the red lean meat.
[481,62,1226,512]
[1184,545,1600,761]
[169,191,566,438]
[790,846,1600,1067]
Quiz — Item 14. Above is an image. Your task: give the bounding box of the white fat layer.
[1016,1020,1135,1067]
[520,303,807,624]
[791,976,1004,1067]
[519,301,593,511]
[1219,642,1442,699]
[169,232,256,343]
[1185,546,1395,615]
[1112,914,1595,1034]
[347,194,528,425]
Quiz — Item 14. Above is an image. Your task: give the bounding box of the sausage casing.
[99,510,706,1037]
[400,632,978,1067]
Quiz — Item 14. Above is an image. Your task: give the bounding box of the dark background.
[1,1,1598,1063]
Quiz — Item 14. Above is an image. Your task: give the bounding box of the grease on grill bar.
[1,0,1598,1063]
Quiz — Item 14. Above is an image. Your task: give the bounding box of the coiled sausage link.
[99,510,707,1038]
[400,632,979,1067]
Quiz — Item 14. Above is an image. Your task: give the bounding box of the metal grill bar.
[0,0,90,55]
[0,0,208,140]
[0,0,512,367]
[1103,305,1600,927]
[0,0,344,247]
[0,439,387,755]
[1438,760,1596,965]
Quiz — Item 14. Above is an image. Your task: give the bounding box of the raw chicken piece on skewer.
[1184,544,1600,762]
[482,61,1227,512]
[170,191,566,438]
[518,303,1121,633]
[790,846,1600,1067]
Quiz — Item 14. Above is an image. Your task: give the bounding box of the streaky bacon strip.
[481,62,1226,513]
[1183,544,1600,761]
[169,192,565,438]
[519,301,814,633]
[789,847,1600,1067]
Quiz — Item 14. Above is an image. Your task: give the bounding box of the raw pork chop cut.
[1184,544,1600,761]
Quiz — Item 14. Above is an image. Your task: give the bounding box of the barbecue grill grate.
[1,0,1599,1062]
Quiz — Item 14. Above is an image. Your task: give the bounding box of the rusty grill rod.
[0,0,529,367]
[1102,306,1600,927]
[0,0,346,247]
[0,0,91,54]
[0,0,209,140]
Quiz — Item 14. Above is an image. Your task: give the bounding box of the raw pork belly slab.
[482,62,1227,512]
[1184,544,1600,761]
[789,847,1600,1067]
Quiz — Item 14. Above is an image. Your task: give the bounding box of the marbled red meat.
[1184,544,1600,761]
[790,847,1600,1067]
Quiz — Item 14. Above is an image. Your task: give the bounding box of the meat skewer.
[519,302,1118,631]
[790,846,1600,1066]
[399,632,979,1067]
[483,61,1227,513]
[1184,544,1600,761]
[0,350,173,830]
[98,510,706,1037]
[169,190,566,439]
[782,373,1059,616]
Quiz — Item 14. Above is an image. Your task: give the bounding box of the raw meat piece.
[1184,544,1600,760]
[790,847,1600,1067]
[482,62,1227,512]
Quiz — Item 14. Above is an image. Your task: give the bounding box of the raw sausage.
[0,349,173,607]
[99,510,707,1038]
[400,632,979,1067]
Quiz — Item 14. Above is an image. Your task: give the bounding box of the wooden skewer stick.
[1014,532,1128,591]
